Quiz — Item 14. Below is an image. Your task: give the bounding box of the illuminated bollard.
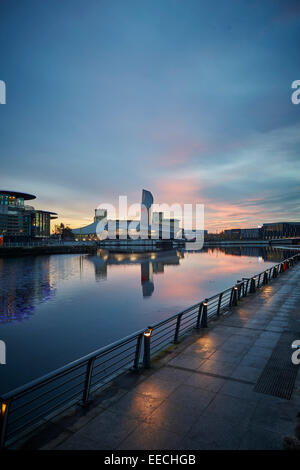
[143,328,152,369]
[232,286,238,306]
[236,281,243,299]
[0,401,10,450]
[201,300,208,328]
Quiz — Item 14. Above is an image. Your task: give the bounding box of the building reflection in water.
[86,245,297,298]
[86,249,184,297]
[0,245,296,323]
[203,246,295,262]
[0,256,56,323]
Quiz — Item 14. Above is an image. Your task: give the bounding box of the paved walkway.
[21,263,300,450]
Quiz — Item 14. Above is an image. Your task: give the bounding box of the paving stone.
[187,413,248,450]
[57,409,140,450]
[198,358,239,377]
[249,401,299,435]
[150,366,193,383]
[111,390,165,420]
[166,384,216,413]
[201,393,256,426]
[239,353,269,369]
[134,375,180,399]
[208,350,245,365]
[185,373,226,392]
[117,422,182,450]
[145,400,201,434]
[219,381,261,403]
[238,425,284,450]
[231,364,262,382]
[168,354,205,370]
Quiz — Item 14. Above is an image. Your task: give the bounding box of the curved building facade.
[0,190,57,240]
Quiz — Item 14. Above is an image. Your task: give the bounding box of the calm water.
[0,246,294,393]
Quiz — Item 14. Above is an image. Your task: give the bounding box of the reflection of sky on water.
[0,246,296,393]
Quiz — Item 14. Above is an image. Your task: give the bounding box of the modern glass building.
[0,190,57,240]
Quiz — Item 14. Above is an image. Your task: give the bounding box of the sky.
[0,0,300,232]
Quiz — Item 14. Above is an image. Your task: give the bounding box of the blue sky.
[0,0,300,231]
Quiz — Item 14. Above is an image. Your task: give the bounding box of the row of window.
[0,195,25,207]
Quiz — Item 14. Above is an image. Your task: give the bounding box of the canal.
[0,246,295,394]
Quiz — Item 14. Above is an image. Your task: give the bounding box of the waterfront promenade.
[19,263,300,450]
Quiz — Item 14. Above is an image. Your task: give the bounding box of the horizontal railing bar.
[8,379,86,426]
[93,345,137,370]
[8,370,87,415]
[151,322,178,337]
[7,388,84,439]
[93,350,136,375]
[180,316,198,328]
[151,328,176,342]
[91,358,135,383]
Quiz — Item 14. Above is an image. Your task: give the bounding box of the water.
[0,246,294,394]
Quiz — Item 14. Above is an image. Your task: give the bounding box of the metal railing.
[1,253,299,449]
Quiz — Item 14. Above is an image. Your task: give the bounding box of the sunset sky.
[1,0,300,232]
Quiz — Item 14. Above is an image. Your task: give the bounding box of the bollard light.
[144,328,153,337]
[143,327,152,369]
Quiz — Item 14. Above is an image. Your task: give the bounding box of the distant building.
[224,228,241,240]
[152,212,180,240]
[241,228,261,239]
[0,190,57,241]
[262,222,300,239]
[72,190,181,240]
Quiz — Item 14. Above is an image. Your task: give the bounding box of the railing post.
[250,277,256,293]
[263,271,268,285]
[196,303,203,328]
[257,273,262,287]
[268,269,272,280]
[217,293,223,315]
[174,314,183,343]
[133,333,143,371]
[0,400,11,450]
[82,357,95,406]
[201,300,208,328]
[143,328,152,369]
